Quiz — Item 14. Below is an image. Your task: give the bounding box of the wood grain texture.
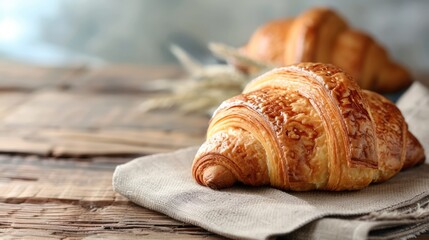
[0,62,223,239]
[0,203,222,239]
[0,90,207,156]
[0,150,222,239]
[0,61,87,91]
[69,64,184,93]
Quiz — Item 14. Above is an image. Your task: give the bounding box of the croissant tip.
[402,131,426,169]
[202,165,237,190]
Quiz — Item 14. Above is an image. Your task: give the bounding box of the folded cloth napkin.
[113,82,429,240]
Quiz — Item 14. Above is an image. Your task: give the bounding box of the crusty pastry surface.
[192,63,424,191]
[240,8,412,93]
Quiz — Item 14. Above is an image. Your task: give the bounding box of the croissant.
[239,7,412,93]
[192,63,425,191]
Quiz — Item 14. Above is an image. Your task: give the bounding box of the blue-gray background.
[0,0,427,74]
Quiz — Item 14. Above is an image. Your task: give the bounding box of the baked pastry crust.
[192,63,424,191]
[240,8,412,93]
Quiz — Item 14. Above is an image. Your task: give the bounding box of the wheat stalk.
[140,43,272,115]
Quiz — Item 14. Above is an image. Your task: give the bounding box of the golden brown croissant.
[192,63,424,191]
[239,7,412,93]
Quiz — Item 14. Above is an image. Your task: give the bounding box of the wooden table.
[0,61,225,239]
[0,61,427,239]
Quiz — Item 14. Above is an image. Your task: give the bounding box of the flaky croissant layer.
[192,63,425,191]
[239,7,412,93]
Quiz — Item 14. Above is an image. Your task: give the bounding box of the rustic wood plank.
[0,137,177,157]
[0,202,223,239]
[0,90,207,156]
[0,91,208,133]
[70,64,184,93]
[0,153,222,239]
[0,137,51,155]
[0,61,185,93]
[40,128,204,156]
[0,157,123,204]
[0,92,30,118]
[41,129,204,148]
[0,129,195,157]
[0,61,87,91]
[0,62,208,156]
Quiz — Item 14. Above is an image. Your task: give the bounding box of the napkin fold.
[113,82,429,240]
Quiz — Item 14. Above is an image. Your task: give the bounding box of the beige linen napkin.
[113,82,429,240]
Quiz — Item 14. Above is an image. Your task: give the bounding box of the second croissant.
[192,62,424,191]
[239,7,412,93]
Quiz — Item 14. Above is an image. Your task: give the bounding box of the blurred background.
[0,0,428,74]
